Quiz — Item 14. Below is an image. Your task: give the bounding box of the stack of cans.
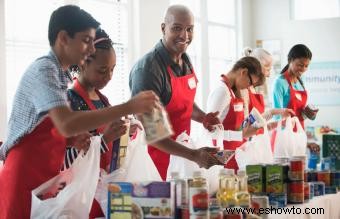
[287,156,305,204]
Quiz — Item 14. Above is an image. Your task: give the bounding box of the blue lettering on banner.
[304,61,340,106]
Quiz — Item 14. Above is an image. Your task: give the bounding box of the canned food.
[307,171,318,182]
[304,182,311,201]
[288,181,304,204]
[312,182,325,196]
[289,157,305,181]
[317,171,331,186]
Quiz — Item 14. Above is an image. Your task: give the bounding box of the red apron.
[271,72,308,152]
[248,87,265,134]
[148,66,197,180]
[221,75,245,172]
[284,71,308,129]
[0,118,66,219]
[73,79,112,218]
[73,79,113,170]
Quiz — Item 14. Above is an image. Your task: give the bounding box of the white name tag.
[295,93,302,101]
[188,77,196,89]
[233,103,244,112]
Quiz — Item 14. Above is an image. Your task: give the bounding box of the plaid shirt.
[0,50,69,160]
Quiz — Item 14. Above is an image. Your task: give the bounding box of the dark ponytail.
[280,44,312,74]
[280,44,312,89]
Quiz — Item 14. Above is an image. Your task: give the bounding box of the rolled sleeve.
[31,64,68,114]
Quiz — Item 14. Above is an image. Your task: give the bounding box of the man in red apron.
[129,5,221,180]
[0,6,159,218]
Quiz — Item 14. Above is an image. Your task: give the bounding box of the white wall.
[250,0,340,127]
[0,0,7,140]
[131,0,170,63]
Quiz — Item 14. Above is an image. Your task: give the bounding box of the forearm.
[49,103,133,137]
[191,103,205,123]
[152,138,196,161]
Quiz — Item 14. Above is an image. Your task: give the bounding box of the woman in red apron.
[0,8,158,218]
[273,44,313,128]
[207,57,264,172]
[243,47,294,140]
[65,29,143,218]
[272,44,319,151]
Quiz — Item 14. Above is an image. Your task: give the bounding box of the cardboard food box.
[246,165,265,194]
[132,182,172,219]
[265,164,287,194]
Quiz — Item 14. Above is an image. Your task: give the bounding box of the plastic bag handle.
[292,116,304,132]
[211,124,224,150]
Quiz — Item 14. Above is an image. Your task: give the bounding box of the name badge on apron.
[188,77,196,89]
[295,93,302,101]
[233,103,244,112]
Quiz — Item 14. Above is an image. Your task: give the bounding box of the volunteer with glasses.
[207,56,265,171]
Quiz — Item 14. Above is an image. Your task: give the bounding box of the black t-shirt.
[129,40,194,106]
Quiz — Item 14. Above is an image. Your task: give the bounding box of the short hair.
[48,5,100,46]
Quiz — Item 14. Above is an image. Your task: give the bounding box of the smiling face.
[63,28,96,67]
[81,48,116,90]
[288,57,310,77]
[161,8,194,58]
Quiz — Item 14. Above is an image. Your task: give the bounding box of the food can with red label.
[289,157,305,181]
[288,181,304,204]
[317,171,331,186]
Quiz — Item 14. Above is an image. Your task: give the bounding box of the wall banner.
[305,61,340,106]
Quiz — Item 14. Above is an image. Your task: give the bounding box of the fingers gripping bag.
[167,125,227,195]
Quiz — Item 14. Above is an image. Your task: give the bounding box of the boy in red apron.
[0,6,159,219]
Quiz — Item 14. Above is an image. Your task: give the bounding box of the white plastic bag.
[30,136,101,219]
[94,126,161,217]
[291,117,308,156]
[273,116,307,158]
[119,127,162,182]
[166,126,224,194]
[235,126,273,170]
